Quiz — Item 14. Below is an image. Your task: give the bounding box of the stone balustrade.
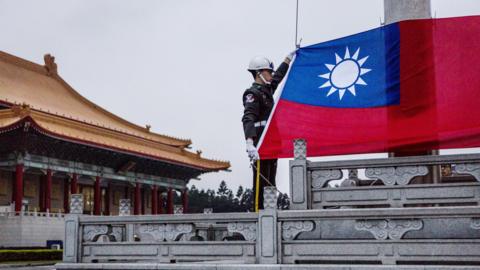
[59,140,480,267]
[290,139,480,209]
[62,190,480,266]
[63,207,259,263]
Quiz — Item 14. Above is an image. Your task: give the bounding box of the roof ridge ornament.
[43,54,58,76]
[12,103,31,118]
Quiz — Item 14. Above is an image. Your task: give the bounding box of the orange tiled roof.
[0,51,230,171]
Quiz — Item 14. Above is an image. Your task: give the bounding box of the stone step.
[55,263,480,270]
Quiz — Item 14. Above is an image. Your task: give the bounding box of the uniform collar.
[252,82,263,89]
[252,82,271,94]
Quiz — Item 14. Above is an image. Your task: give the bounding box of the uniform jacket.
[242,62,289,145]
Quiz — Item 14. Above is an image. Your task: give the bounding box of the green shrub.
[0,249,62,262]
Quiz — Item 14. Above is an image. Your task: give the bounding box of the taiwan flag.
[258,16,480,159]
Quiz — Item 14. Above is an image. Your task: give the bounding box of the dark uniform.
[241,61,289,210]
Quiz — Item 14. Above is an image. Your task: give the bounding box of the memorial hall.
[0,50,230,218]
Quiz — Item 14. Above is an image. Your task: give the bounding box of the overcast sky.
[1,0,479,194]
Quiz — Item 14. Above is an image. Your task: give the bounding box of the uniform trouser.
[251,158,277,210]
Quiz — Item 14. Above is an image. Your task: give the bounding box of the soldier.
[242,52,294,210]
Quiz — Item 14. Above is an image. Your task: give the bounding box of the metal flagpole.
[295,0,300,48]
[254,160,260,212]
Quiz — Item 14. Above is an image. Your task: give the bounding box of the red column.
[167,188,174,214]
[14,164,24,212]
[11,171,15,203]
[63,178,69,213]
[151,186,158,215]
[45,169,52,212]
[134,183,141,215]
[104,182,111,216]
[158,191,164,214]
[39,175,45,212]
[181,188,188,214]
[94,176,101,215]
[141,187,145,215]
[70,173,78,194]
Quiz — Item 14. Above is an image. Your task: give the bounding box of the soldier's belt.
[254,121,267,127]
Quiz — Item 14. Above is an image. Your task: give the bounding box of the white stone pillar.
[384,0,431,24]
[289,139,310,210]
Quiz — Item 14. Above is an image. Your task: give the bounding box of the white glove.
[286,50,296,62]
[246,138,259,161]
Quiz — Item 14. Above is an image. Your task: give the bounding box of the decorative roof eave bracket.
[1,152,187,189]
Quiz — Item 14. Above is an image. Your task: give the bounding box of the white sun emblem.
[318,47,371,100]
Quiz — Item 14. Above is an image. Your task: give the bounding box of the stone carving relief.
[281,221,315,241]
[83,225,124,242]
[365,166,428,186]
[227,222,257,241]
[83,225,108,242]
[137,224,193,242]
[263,186,278,209]
[111,226,123,242]
[70,194,84,214]
[454,163,480,182]
[471,218,480,230]
[181,229,208,241]
[311,169,343,188]
[293,139,307,160]
[355,219,423,240]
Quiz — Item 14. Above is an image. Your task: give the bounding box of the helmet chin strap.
[258,72,271,85]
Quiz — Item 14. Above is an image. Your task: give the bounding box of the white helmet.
[247,56,274,72]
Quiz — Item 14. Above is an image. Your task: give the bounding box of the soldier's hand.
[246,138,259,161]
[285,50,296,63]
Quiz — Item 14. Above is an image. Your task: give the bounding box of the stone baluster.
[174,205,184,214]
[69,194,84,215]
[63,193,83,263]
[257,186,278,264]
[119,198,134,242]
[289,139,310,210]
[119,199,131,216]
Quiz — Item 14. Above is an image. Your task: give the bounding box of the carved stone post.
[289,139,310,210]
[69,194,84,215]
[64,193,83,263]
[257,186,278,264]
[119,199,131,216]
[63,214,79,262]
[174,205,184,214]
[263,186,278,210]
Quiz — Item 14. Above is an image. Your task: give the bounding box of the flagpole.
[255,160,260,212]
[295,0,300,48]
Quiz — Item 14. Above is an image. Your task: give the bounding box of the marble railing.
[63,207,259,263]
[61,142,480,266]
[63,192,480,265]
[0,210,65,218]
[277,206,480,265]
[290,139,480,209]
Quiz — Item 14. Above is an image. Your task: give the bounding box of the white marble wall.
[0,213,64,247]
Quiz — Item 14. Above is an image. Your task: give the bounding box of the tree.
[187,182,258,213]
[217,180,229,197]
[277,192,290,210]
[236,186,244,199]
